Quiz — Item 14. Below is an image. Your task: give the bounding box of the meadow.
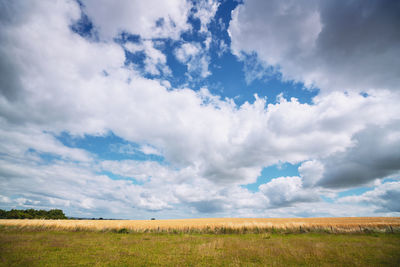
[1,217,399,233]
[1,218,400,266]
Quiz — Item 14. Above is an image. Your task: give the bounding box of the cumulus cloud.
[298,160,324,188]
[338,181,400,213]
[0,0,399,217]
[229,0,400,92]
[101,160,171,182]
[316,122,400,189]
[1,2,399,184]
[173,179,267,213]
[192,0,219,33]
[125,40,171,76]
[175,42,211,78]
[0,0,125,130]
[139,145,162,156]
[0,123,92,163]
[81,0,191,40]
[0,127,176,215]
[259,177,319,208]
[0,157,173,213]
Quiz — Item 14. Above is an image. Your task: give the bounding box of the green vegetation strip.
[1,229,399,266]
[0,209,67,220]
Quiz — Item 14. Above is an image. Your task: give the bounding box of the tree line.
[0,209,67,219]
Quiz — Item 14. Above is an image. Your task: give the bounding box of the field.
[1,218,400,266]
[1,217,400,233]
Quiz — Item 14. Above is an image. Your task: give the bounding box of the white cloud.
[139,144,162,156]
[109,143,162,157]
[229,0,400,92]
[101,160,169,182]
[0,152,175,214]
[192,0,219,33]
[175,43,201,62]
[338,181,400,213]
[0,0,399,217]
[1,4,399,184]
[175,42,211,78]
[125,40,171,76]
[0,0,125,133]
[316,121,400,189]
[0,195,11,204]
[0,123,92,163]
[299,160,324,188]
[259,177,319,208]
[217,39,228,57]
[81,0,192,40]
[173,179,267,213]
[124,42,142,53]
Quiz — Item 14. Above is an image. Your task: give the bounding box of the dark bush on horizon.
[0,209,67,219]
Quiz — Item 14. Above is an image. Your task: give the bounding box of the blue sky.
[0,0,399,219]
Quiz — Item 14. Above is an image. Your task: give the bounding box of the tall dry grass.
[1,217,399,234]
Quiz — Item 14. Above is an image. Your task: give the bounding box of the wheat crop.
[1,217,399,234]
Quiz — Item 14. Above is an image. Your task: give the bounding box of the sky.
[0,0,399,219]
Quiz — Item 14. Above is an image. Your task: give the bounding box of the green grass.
[1,230,399,266]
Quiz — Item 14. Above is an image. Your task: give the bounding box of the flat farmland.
[1,218,400,266]
[1,217,399,233]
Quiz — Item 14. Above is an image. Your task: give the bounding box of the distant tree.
[7,209,23,219]
[47,209,67,219]
[0,208,67,219]
[37,209,47,218]
[25,209,36,218]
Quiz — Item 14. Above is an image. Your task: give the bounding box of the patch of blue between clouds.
[203,0,318,105]
[56,131,164,163]
[56,132,165,183]
[207,53,318,106]
[69,0,98,40]
[337,187,373,198]
[337,178,399,199]
[244,163,301,192]
[26,148,64,164]
[99,170,145,185]
[321,196,334,203]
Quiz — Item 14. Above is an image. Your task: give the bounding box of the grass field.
[1,230,400,266]
[1,217,399,233]
[1,218,400,266]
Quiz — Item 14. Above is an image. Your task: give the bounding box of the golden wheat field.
[1,217,399,233]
